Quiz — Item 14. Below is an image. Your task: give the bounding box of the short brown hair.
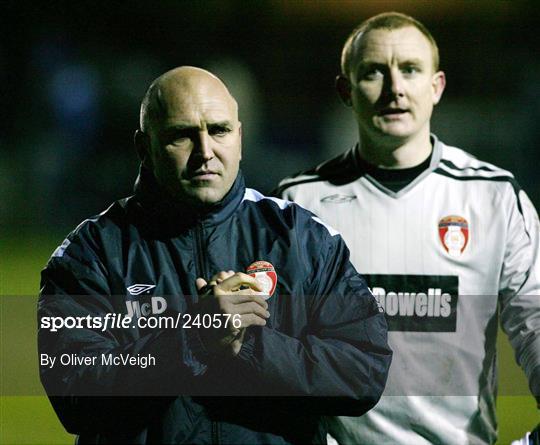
[341,12,440,78]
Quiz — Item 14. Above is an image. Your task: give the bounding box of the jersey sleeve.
[38,230,209,434]
[499,188,540,401]
[231,212,392,415]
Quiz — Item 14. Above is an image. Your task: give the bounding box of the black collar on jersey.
[273,134,444,198]
[295,147,361,187]
[356,150,433,193]
[352,135,442,195]
[299,136,436,188]
[130,165,246,236]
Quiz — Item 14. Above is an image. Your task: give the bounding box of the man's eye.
[170,133,190,144]
[362,69,383,80]
[402,66,419,75]
[163,134,185,145]
[210,127,231,136]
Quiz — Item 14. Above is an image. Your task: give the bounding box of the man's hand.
[195,271,269,356]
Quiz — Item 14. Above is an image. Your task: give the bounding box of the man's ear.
[432,71,446,105]
[336,75,353,107]
[238,122,242,161]
[134,130,152,169]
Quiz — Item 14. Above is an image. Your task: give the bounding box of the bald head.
[140,66,238,135]
[135,66,243,207]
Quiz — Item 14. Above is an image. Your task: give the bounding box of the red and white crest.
[438,215,469,257]
[246,261,277,299]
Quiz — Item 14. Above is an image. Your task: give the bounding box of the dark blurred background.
[1,0,539,235]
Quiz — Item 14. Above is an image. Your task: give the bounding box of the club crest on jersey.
[438,215,469,257]
[246,261,277,299]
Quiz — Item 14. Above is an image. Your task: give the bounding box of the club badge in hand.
[195,269,269,357]
[246,261,277,299]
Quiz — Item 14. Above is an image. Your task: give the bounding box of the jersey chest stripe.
[439,158,499,174]
[434,168,523,216]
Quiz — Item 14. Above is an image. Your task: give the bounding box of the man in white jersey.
[276,11,540,445]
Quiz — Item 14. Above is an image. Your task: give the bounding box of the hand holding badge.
[246,261,277,300]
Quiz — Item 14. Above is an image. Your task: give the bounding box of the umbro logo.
[126,284,156,296]
[321,194,357,203]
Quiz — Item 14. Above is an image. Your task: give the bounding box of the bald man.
[135,67,243,208]
[38,67,391,444]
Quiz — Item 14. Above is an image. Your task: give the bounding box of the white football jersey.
[278,135,540,445]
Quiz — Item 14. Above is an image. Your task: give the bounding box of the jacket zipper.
[194,223,220,444]
[194,222,208,299]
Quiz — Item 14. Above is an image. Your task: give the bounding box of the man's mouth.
[189,170,219,180]
[378,107,409,116]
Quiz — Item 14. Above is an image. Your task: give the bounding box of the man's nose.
[385,69,405,97]
[194,131,214,161]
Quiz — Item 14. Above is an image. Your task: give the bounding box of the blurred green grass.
[1,233,537,444]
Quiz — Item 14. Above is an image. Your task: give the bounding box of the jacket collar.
[131,165,246,234]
